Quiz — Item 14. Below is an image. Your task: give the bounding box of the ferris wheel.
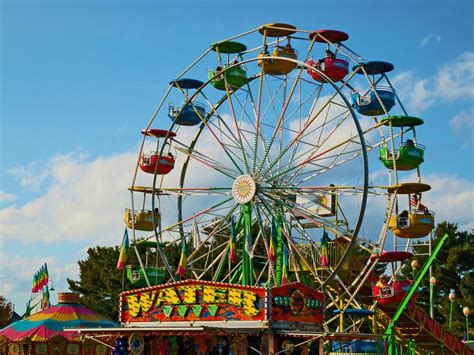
[123,23,434,332]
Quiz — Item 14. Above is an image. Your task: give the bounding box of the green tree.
[67,242,182,320]
[400,222,473,338]
[0,295,13,328]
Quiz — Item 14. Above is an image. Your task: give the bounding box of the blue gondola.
[351,86,396,116]
[168,78,206,126]
[352,61,396,116]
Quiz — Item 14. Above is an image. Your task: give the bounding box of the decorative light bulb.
[429,276,437,286]
[449,292,455,301]
[411,260,418,269]
[463,307,470,316]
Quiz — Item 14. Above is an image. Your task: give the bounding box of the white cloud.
[390,52,474,113]
[1,151,136,244]
[422,174,474,231]
[434,52,474,101]
[0,191,16,202]
[449,107,474,148]
[420,33,441,48]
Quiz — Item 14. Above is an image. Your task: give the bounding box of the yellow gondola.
[123,208,160,231]
[257,44,297,75]
[389,210,435,238]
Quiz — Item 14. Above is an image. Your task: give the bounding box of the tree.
[67,242,182,321]
[0,295,13,328]
[400,222,473,338]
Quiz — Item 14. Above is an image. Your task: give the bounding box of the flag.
[229,217,237,264]
[32,271,40,293]
[192,216,201,250]
[176,238,188,277]
[410,194,418,208]
[42,285,50,309]
[116,228,129,270]
[281,246,289,285]
[31,273,37,293]
[320,228,330,267]
[38,265,46,289]
[268,219,277,263]
[43,263,49,288]
[410,194,428,212]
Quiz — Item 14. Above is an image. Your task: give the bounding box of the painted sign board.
[120,280,267,323]
[270,283,324,324]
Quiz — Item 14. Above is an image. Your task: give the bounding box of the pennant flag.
[229,217,237,264]
[176,238,188,277]
[43,263,49,288]
[281,246,289,285]
[192,216,201,250]
[116,228,129,270]
[269,219,277,263]
[42,285,50,309]
[31,273,37,293]
[245,227,254,259]
[320,228,330,268]
[39,265,46,290]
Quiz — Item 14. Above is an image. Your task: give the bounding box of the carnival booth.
[74,280,325,354]
[0,293,116,355]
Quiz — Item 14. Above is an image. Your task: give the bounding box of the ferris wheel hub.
[232,175,257,204]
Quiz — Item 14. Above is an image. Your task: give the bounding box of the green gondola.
[379,143,425,170]
[208,66,248,91]
[126,266,166,288]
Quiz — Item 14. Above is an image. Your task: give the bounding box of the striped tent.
[0,293,116,342]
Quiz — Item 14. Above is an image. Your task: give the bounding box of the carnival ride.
[119,24,470,354]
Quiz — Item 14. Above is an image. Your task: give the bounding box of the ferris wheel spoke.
[214,60,252,174]
[264,118,370,185]
[274,109,352,182]
[257,88,342,180]
[161,196,235,235]
[283,85,324,174]
[174,146,239,180]
[242,75,275,173]
[287,140,353,185]
[280,118,389,186]
[254,61,309,179]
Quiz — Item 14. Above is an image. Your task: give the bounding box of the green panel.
[207,304,218,316]
[211,41,247,54]
[163,306,173,318]
[177,305,188,317]
[192,305,203,317]
[382,115,424,127]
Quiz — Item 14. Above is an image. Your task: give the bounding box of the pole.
[449,301,454,330]
[429,231,433,318]
[385,233,449,355]
[466,314,470,344]
[430,282,434,318]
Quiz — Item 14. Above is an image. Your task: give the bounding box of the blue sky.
[1,0,473,313]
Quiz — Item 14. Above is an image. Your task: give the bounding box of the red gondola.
[139,153,175,175]
[307,55,349,83]
[139,129,176,175]
[372,280,416,307]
